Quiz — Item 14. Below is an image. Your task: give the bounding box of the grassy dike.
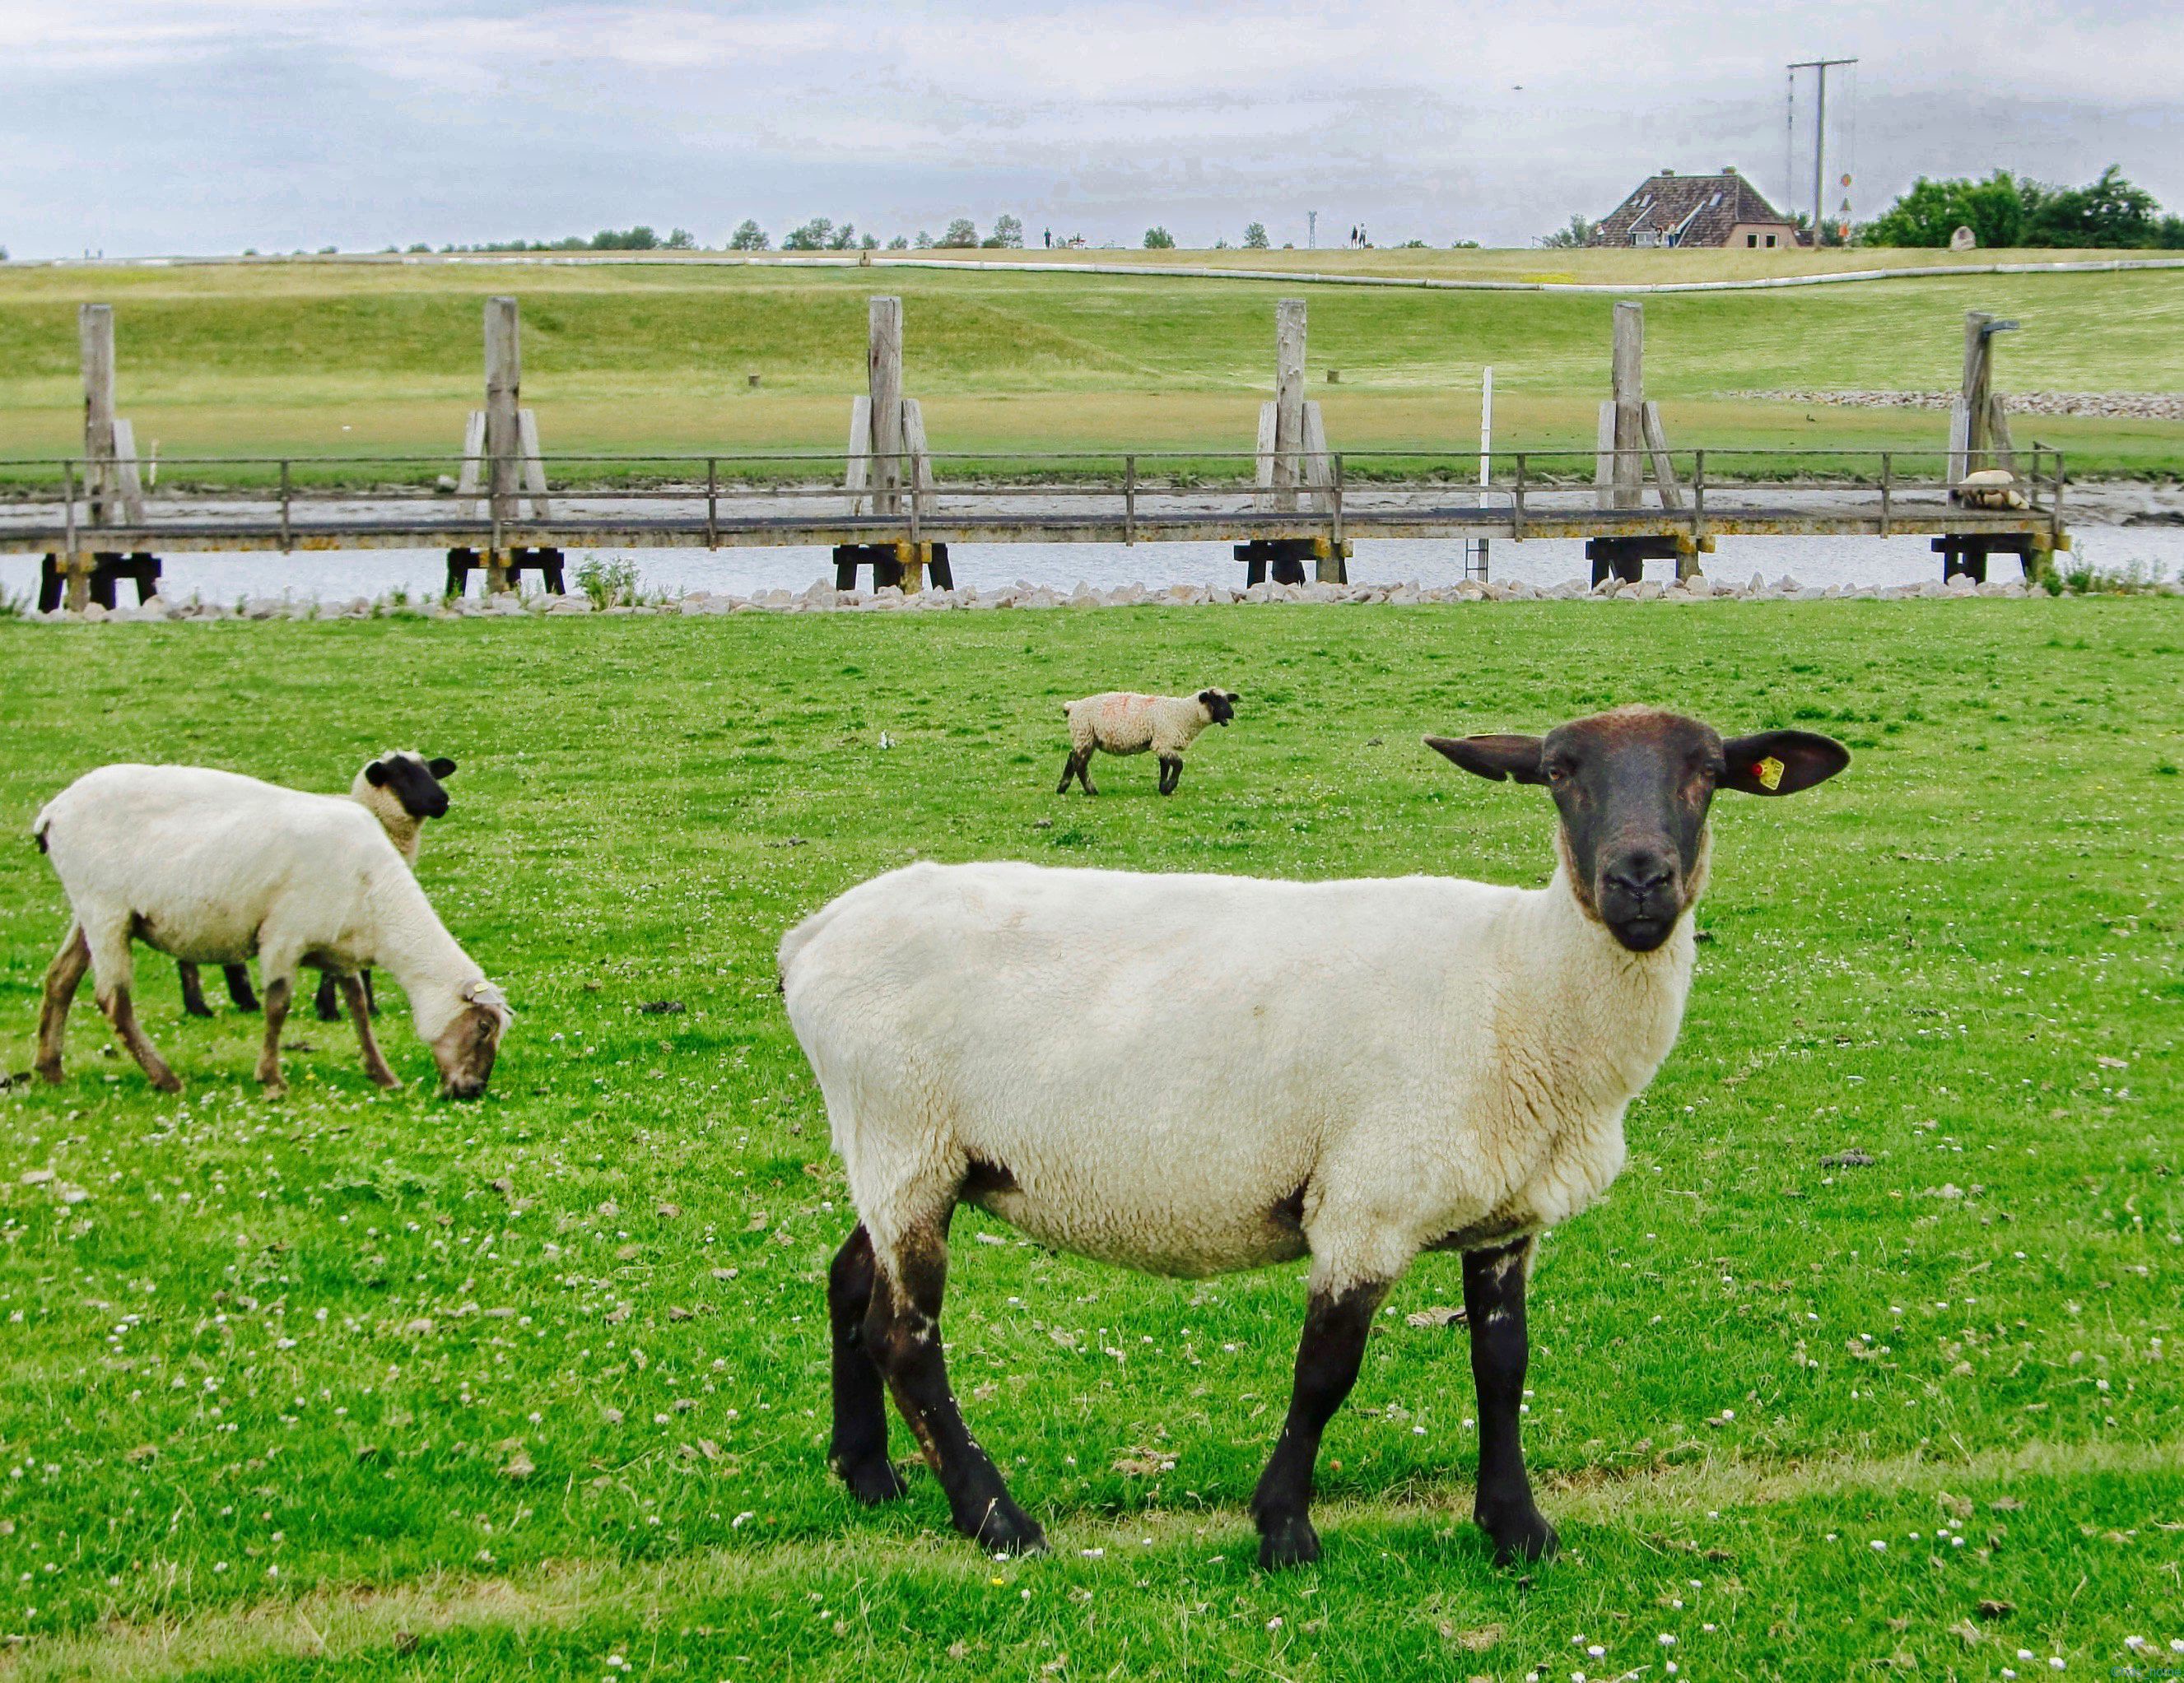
[0,257,2180,478]
[0,600,2177,1679]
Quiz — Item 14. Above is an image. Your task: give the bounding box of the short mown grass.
[0,600,2177,1680]
[1,258,2180,479]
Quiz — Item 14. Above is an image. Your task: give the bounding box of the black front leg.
[1157,755,1182,795]
[1463,1236,1557,1566]
[314,970,343,1022]
[1250,1277,1390,1569]
[178,962,213,1019]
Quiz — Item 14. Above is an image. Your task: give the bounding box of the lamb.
[1059,688,1237,795]
[1957,467,2031,510]
[33,764,509,1100]
[781,706,1847,1568]
[175,751,458,1024]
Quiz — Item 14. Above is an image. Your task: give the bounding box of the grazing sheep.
[175,752,459,1023]
[782,706,1848,1567]
[1059,688,1237,795]
[33,764,508,1099]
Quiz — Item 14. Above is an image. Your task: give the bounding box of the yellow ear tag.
[1755,755,1786,792]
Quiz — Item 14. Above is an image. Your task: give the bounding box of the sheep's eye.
[1546,762,1572,783]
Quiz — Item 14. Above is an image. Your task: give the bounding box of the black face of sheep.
[1427,708,1849,953]
[366,754,457,821]
[1199,689,1239,727]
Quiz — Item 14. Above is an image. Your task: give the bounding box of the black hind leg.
[223,965,260,1014]
[828,1225,905,1504]
[314,971,342,1022]
[179,963,214,1019]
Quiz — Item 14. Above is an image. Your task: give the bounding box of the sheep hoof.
[259,1078,288,1100]
[148,1070,184,1095]
[1257,1514,1321,1570]
[33,1061,63,1086]
[183,1002,215,1020]
[370,1072,404,1092]
[969,1499,1045,1555]
[1478,1500,1558,1567]
[832,1453,906,1505]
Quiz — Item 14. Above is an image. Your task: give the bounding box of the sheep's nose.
[1604,852,1674,899]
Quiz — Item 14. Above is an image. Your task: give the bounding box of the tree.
[783,218,835,251]
[589,225,659,249]
[664,227,696,250]
[913,230,934,249]
[1242,221,1269,249]
[826,222,858,249]
[1143,226,1176,249]
[728,219,770,251]
[984,214,1024,249]
[1539,214,1595,249]
[887,235,910,250]
[860,232,880,250]
[938,218,979,248]
[1860,165,2178,249]
[1860,173,2026,248]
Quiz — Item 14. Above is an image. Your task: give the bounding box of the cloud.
[3,0,2179,255]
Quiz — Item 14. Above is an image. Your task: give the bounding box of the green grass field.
[1,253,2181,480]
[0,601,2177,1680]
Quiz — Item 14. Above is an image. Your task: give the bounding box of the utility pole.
[1307,210,1317,249]
[1788,58,1856,242]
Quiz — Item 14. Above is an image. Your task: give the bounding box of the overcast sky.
[7,0,2180,258]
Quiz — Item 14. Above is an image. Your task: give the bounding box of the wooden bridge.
[2,296,2069,607]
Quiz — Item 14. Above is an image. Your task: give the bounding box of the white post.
[81,304,118,526]
[1478,366,1493,510]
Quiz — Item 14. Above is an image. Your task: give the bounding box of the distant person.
[1043,228,1051,249]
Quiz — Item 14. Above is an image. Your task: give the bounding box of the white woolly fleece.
[781,855,1694,1295]
[35,765,491,1046]
[1064,692,1218,758]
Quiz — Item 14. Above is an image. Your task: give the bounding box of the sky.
[5,0,2181,258]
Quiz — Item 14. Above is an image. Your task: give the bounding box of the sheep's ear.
[364,760,390,788]
[1224,690,1239,703]
[1717,730,1850,797]
[1425,734,1548,785]
[428,757,457,779]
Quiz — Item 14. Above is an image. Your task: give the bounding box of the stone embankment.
[16,570,2168,626]
[1731,390,2184,420]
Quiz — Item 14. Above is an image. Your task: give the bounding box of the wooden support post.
[868,297,904,519]
[844,397,873,515]
[1986,391,2017,477]
[1594,401,1616,510]
[1641,401,1683,512]
[901,398,935,588]
[1610,300,1645,511]
[516,409,552,518]
[1956,311,1992,481]
[81,305,118,526]
[482,297,522,591]
[455,411,486,514]
[1272,299,1306,514]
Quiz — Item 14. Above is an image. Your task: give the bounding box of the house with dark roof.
[1589,169,1806,249]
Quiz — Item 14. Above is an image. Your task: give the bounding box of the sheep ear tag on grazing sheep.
[1716,730,1851,797]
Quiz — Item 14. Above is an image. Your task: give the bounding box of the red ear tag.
[1754,756,1785,792]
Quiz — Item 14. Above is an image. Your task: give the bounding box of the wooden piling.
[80,305,123,527]
[1272,300,1306,513]
[483,297,522,591]
[868,298,904,518]
[1610,301,1645,511]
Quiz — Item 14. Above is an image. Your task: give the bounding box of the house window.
[1765,234,1777,248]
[1746,234,1758,247]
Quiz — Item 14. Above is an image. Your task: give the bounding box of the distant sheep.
[34,764,507,1099]
[783,706,1848,1569]
[1059,688,1237,795]
[175,751,458,1023]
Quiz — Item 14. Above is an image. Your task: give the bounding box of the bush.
[984,215,1024,249]
[1143,226,1176,249]
[1242,222,1269,249]
[590,225,660,250]
[938,218,979,248]
[1538,215,1596,249]
[728,220,769,251]
[887,235,909,250]
[783,219,835,251]
[664,228,697,250]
